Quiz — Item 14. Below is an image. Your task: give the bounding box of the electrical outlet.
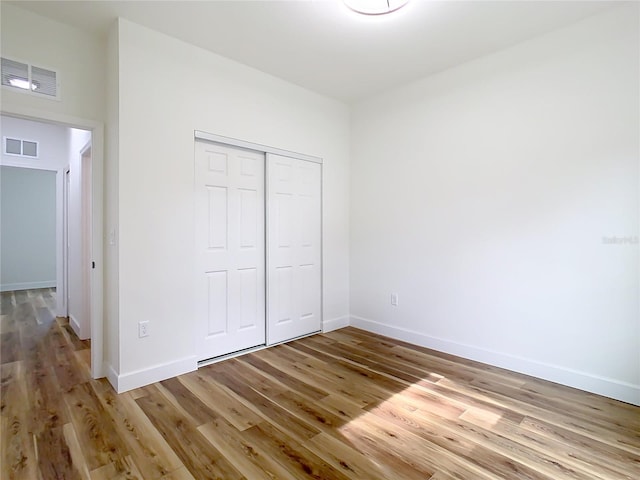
[391,293,399,306]
[139,321,149,338]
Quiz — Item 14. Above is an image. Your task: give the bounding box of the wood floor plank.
[136,385,244,480]
[177,372,264,431]
[203,367,321,442]
[34,425,81,480]
[252,346,375,408]
[520,415,640,471]
[159,377,220,427]
[521,375,640,419]
[429,472,459,480]
[1,332,21,364]
[0,361,38,480]
[160,466,196,480]
[339,407,502,480]
[64,381,131,473]
[468,376,640,440]
[257,346,388,407]
[210,357,348,437]
[63,422,92,480]
[13,291,28,305]
[271,389,348,434]
[95,387,184,479]
[445,375,640,456]
[199,418,300,480]
[460,407,636,480]
[239,351,329,400]
[11,302,36,328]
[89,455,144,480]
[367,398,557,480]
[305,431,396,480]
[0,314,16,334]
[3,295,639,480]
[336,414,451,480]
[219,357,289,398]
[242,421,352,480]
[0,292,15,316]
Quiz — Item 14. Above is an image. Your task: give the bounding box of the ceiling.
[7,0,618,103]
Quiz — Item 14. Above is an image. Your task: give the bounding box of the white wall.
[0,3,106,122]
[351,5,639,405]
[111,19,350,391]
[0,167,57,291]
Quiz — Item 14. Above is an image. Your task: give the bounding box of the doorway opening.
[0,112,103,378]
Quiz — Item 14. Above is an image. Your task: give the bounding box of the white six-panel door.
[195,141,266,361]
[267,154,322,345]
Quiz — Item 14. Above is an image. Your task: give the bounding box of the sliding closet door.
[267,153,322,345]
[195,141,265,361]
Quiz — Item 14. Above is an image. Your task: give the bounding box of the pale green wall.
[0,166,56,290]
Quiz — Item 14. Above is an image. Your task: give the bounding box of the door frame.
[2,106,105,379]
[79,140,92,339]
[63,167,70,317]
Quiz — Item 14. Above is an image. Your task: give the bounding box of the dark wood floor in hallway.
[1,288,639,479]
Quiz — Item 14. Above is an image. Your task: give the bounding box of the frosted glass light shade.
[344,0,409,15]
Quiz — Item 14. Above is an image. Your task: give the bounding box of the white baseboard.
[323,315,350,333]
[91,361,106,381]
[0,280,56,292]
[69,314,81,338]
[113,356,198,393]
[350,315,640,406]
[105,363,119,391]
[55,305,67,318]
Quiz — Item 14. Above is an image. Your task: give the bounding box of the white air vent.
[3,137,39,158]
[1,57,59,98]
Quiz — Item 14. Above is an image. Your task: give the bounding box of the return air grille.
[1,57,58,98]
[3,137,39,158]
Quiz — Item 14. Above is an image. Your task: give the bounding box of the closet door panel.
[195,141,265,361]
[267,154,322,345]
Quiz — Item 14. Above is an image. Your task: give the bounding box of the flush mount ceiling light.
[344,0,409,16]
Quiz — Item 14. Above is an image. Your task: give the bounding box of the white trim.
[105,363,119,391]
[69,314,81,339]
[112,356,198,393]
[1,105,105,380]
[0,157,57,170]
[264,151,272,348]
[195,130,323,164]
[79,140,92,340]
[322,315,350,333]
[60,168,70,317]
[320,162,324,334]
[350,315,640,406]
[0,281,55,292]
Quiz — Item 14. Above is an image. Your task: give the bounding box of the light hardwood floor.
[1,289,639,479]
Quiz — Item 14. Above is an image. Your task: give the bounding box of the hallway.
[1,288,91,478]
